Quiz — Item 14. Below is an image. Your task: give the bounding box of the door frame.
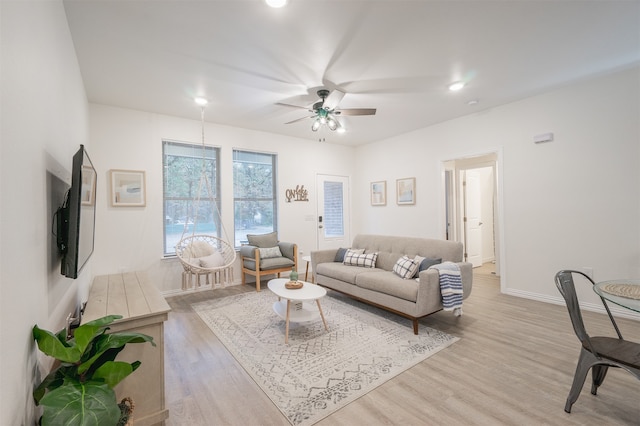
[315,173,351,251]
[441,149,506,290]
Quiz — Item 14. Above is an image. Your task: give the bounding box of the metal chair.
[554,270,640,413]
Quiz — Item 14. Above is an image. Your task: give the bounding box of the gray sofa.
[310,234,473,334]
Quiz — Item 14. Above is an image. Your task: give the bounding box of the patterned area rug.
[192,290,458,426]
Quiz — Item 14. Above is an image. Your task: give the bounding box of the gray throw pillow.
[418,257,442,271]
[247,231,278,248]
[334,248,348,262]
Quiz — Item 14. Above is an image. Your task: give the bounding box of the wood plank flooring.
[163,265,640,425]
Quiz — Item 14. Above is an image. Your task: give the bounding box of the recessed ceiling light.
[448,82,465,92]
[467,99,479,106]
[265,0,287,8]
[194,97,208,106]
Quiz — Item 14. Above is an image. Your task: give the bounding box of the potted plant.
[32,314,155,426]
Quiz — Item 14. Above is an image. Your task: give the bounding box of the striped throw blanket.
[429,261,463,316]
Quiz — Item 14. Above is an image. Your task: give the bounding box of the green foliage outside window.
[163,141,220,255]
[233,150,277,246]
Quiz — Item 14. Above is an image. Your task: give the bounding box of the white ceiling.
[63,0,640,146]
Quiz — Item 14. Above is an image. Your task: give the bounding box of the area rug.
[192,290,458,426]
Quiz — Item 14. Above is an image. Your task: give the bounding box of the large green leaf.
[93,360,141,388]
[33,326,81,363]
[39,380,120,426]
[77,332,155,374]
[72,315,122,355]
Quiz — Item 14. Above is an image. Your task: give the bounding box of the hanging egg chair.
[174,102,236,289]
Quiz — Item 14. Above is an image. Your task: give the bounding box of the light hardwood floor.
[163,265,640,425]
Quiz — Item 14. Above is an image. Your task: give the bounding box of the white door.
[464,170,483,267]
[316,174,350,250]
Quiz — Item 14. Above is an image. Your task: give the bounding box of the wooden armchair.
[240,232,297,292]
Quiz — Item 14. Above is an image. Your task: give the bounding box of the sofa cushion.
[336,248,364,262]
[316,262,384,285]
[259,246,282,259]
[355,271,419,302]
[415,255,442,271]
[334,248,348,262]
[393,255,419,279]
[344,251,378,268]
[243,256,294,271]
[247,232,278,248]
[352,234,463,263]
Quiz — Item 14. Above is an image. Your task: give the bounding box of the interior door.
[463,170,483,267]
[316,174,350,250]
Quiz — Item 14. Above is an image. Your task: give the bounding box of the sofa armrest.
[239,245,258,259]
[415,261,473,307]
[278,242,297,262]
[310,249,338,272]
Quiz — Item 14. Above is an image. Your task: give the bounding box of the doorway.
[316,174,351,250]
[443,152,501,276]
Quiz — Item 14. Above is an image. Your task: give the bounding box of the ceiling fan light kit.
[281,88,376,134]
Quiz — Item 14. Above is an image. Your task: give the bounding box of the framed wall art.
[370,181,386,206]
[396,177,416,205]
[110,169,146,207]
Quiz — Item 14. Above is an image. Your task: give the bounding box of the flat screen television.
[55,145,97,279]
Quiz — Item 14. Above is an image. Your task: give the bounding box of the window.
[163,141,220,256]
[323,180,344,237]
[233,150,277,247]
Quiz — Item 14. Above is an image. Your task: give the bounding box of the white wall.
[354,67,640,311]
[0,1,91,424]
[89,104,356,292]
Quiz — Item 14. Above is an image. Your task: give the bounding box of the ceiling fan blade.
[324,89,345,110]
[336,108,377,116]
[285,115,314,124]
[275,102,311,111]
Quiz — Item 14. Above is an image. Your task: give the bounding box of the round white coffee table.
[267,278,328,344]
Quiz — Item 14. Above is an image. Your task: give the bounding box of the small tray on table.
[285,280,304,289]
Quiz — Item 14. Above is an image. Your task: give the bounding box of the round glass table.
[593,279,640,313]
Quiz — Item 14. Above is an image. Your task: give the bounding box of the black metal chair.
[554,270,640,413]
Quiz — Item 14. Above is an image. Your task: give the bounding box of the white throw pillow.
[343,251,378,268]
[199,251,225,268]
[259,246,283,259]
[393,255,420,279]
[184,241,215,258]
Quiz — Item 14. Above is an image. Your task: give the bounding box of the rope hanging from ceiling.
[174,104,236,290]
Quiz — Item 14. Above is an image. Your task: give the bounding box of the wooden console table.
[83,271,171,426]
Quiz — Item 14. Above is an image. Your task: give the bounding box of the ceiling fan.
[277,89,376,132]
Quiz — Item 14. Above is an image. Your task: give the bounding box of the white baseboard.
[504,288,640,321]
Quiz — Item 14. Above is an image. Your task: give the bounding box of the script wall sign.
[285,185,309,202]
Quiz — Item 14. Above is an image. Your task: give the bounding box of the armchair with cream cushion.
[240,232,298,292]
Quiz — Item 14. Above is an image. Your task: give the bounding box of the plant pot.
[117,397,134,426]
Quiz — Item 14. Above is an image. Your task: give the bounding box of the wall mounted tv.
[55,145,97,279]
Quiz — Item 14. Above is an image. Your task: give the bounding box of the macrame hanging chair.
[175,104,236,290]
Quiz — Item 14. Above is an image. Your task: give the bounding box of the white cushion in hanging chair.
[199,251,225,268]
[183,240,216,258]
[176,234,236,274]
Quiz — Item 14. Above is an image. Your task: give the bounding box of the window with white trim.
[162,141,220,256]
[233,150,277,247]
